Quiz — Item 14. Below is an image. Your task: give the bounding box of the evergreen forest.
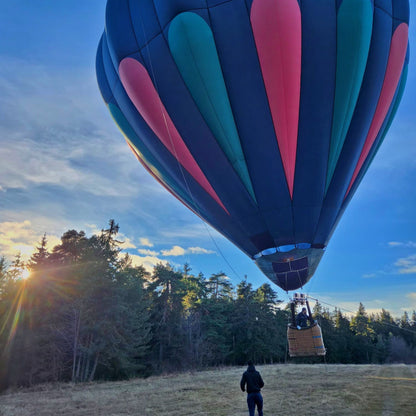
[1,221,415,390]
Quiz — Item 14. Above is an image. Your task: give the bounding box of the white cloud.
[139,238,154,247]
[388,241,403,247]
[161,245,216,257]
[118,236,136,249]
[162,245,186,256]
[388,241,416,248]
[138,249,159,256]
[395,254,416,274]
[0,220,61,260]
[188,247,215,255]
[128,254,168,273]
[0,127,139,198]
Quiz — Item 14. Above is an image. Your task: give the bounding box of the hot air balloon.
[96,0,409,292]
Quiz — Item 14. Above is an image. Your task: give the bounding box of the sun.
[21,269,31,280]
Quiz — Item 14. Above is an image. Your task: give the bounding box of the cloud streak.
[188,246,215,255]
[138,249,159,256]
[161,245,215,257]
[388,241,416,248]
[0,56,146,198]
[395,254,416,274]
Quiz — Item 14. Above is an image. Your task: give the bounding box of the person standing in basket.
[240,360,264,416]
[296,307,312,329]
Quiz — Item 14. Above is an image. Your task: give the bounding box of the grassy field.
[1,364,415,416]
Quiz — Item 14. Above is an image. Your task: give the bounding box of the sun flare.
[21,269,30,280]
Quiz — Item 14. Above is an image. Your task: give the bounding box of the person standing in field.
[240,360,264,416]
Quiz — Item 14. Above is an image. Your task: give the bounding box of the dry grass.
[1,364,415,415]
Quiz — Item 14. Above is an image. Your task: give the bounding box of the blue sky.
[0,1,415,318]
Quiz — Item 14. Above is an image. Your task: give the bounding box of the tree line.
[1,221,415,390]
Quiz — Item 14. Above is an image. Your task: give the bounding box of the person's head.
[302,307,307,314]
[247,360,253,366]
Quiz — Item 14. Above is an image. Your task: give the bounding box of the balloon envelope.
[96,0,409,291]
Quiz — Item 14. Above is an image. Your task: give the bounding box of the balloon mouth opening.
[254,245,326,291]
[253,242,324,258]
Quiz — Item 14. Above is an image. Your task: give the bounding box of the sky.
[0,1,415,318]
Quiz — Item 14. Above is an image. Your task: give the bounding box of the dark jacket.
[240,364,264,393]
[296,311,310,328]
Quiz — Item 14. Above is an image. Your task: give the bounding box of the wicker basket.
[287,323,326,357]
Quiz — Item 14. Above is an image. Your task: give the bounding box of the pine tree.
[206,272,233,300]
[148,263,186,369]
[180,268,206,366]
[349,303,375,362]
